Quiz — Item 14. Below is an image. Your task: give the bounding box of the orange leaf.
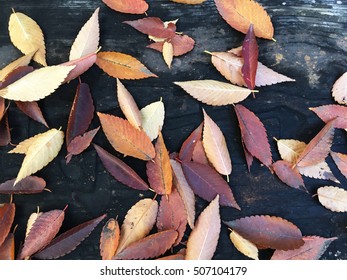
[100,218,120,260]
[98,112,155,161]
[102,0,149,14]
[0,233,15,260]
[96,51,157,80]
[0,204,15,247]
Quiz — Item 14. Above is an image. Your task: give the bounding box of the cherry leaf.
[100,218,120,260]
[0,204,15,247]
[317,186,347,212]
[310,105,347,129]
[179,122,203,162]
[272,160,306,192]
[103,0,149,15]
[0,176,46,194]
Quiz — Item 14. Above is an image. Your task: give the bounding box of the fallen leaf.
[146,132,173,195]
[0,204,15,247]
[0,65,75,102]
[214,0,274,40]
[103,0,149,14]
[242,141,254,171]
[98,112,155,160]
[310,105,347,129]
[0,52,35,82]
[235,104,272,167]
[181,161,240,209]
[0,113,11,146]
[171,0,207,3]
[192,139,209,165]
[25,212,42,238]
[140,100,165,141]
[163,41,174,68]
[202,109,232,176]
[271,236,338,260]
[332,72,347,105]
[317,186,347,212]
[331,151,347,179]
[15,101,48,128]
[93,144,149,191]
[69,8,100,61]
[0,233,15,260]
[272,160,306,191]
[174,80,253,106]
[116,198,158,254]
[185,195,220,260]
[34,214,106,259]
[178,122,203,162]
[224,215,304,250]
[241,24,258,90]
[298,162,339,183]
[117,79,142,129]
[96,51,157,80]
[9,11,46,65]
[100,218,120,260]
[114,230,178,260]
[148,34,195,56]
[0,176,46,194]
[229,230,259,260]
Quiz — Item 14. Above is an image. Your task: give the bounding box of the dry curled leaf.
[103,0,149,14]
[140,100,165,141]
[229,230,259,260]
[100,218,120,260]
[332,72,347,105]
[0,204,15,247]
[317,186,347,212]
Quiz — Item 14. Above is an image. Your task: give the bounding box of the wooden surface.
[0,0,346,260]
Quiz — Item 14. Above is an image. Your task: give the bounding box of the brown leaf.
[0,176,46,194]
[214,0,274,40]
[114,230,178,260]
[148,34,195,57]
[331,151,347,179]
[96,51,157,80]
[146,132,173,195]
[0,233,15,260]
[0,113,11,146]
[332,72,347,105]
[0,52,35,82]
[16,101,48,128]
[241,24,258,90]
[181,160,240,209]
[317,186,347,212]
[310,105,347,129]
[103,0,149,14]
[271,236,337,260]
[100,218,120,260]
[98,112,155,160]
[294,121,335,167]
[94,144,149,191]
[0,66,34,89]
[34,214,106,259]
[272,160,306,192]
[0,204,15,247]
[18,209,65,259]
[185,195,220,260]
[179,122,203,162]
[192,140,209,165]
[235,104,272,167]
[224,215,304,250]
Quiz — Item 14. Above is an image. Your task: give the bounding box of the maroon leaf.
[0,204,15,247]
[66,82,94,146]
[0,176,46,194]
[235,104,272,167]
[0,98,5,121]
[241,24,258,90]
[331,151,347,179]
[310,105,347,129]
[15,101,48,128]
[179,122,203,161]
[66,127,100,163]
[147,34,195,56]
[224,215,304,250]
[0,113,10,146]
[192,140,209,165]
[242,141,254,172]
[0,233,15,260]
[272,160,306,192]
[113,230,178,260]
[18,209,65,259]
[181,160,240,209]
[34,214,106,259]
[0,66,34,89]
[156,188,187,246]
[93,144,149,191]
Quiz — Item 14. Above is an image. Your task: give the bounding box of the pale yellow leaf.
[116,198,158,254]
[185,195,220,260]
[229,230,259,260]
[170,159,196,229]
[277,139,306,164]
[13,128,64,185]
[317,186,347,212]
[25,212,42,238]
[332,72,347,105]
[202,109,231,176]
[9,12,46,66]
[298,162,339,183]
[9,134,45,154]
[69,8,100,61]
[0,51,35,82]
[175,80,252,106]
[163,41,174,68]
[0,65,75,102]
[140,100,165,141]
[117,79,142,129]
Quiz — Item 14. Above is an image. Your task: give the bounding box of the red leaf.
[103,0,149,14]
[113,230,178,260]
[331,151,347,179]
[15,101,48,128]
[66,127,100,163]
[235,104,272,167]
[94,144,149,191]
[0,113,11,146]
[18,209,65,259]
[179,122,203,161]
[0,176,46,194]
[241,24,258,90]
[34,214,106,259]
[310,105,347,129]
[147,34,195,56]
[272,160,306,192]
[0,233,15,260]
[224,215,304,250]
[156,188,187,246]
[271,236,337,260]
[0,204,15,247]
[181,161,240,209]
[100,218,120,260]
[242,141,254,172]
[192,140,209,165]
[66,82,94,146]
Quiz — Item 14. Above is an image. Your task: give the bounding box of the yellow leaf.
[9,133,45,154]
[25,212,42,238]
[162,41,174,68]
[332,72,347,105]
[9,11,46,66]
[0,52,35,82]
[277,139,306,164]
[317,186,347,212]
[140,100,165,141]
[0,65,75,102]
[229,230,259,260]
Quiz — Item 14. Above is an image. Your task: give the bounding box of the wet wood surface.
[0,0,346,260]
